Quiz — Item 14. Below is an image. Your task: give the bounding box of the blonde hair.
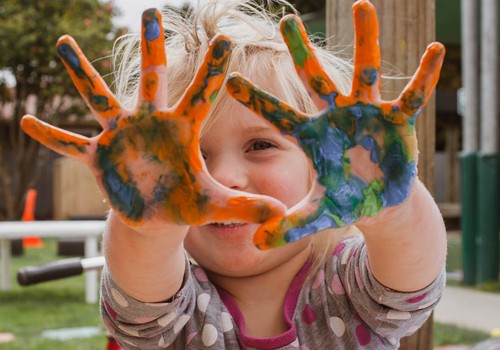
[112,0,357,270]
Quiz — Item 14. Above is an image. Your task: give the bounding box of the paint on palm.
[227,0,445,249]
[21,8,286,227]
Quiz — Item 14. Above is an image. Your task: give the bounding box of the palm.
[22,9,284,228]
[227,0,444,249]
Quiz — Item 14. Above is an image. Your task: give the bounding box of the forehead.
[201,68,287,134]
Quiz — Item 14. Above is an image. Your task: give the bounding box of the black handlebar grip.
[17,258,84,286]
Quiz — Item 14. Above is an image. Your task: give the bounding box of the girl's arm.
[226,1,446,253]
[103,211,189,302]
[357,179,447,292]
[21,9,284,302]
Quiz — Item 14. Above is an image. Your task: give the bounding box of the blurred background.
[0,0,498,349]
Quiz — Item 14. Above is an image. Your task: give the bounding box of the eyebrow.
[241,125,275,134]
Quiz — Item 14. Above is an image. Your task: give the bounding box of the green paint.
[325,212,345,227]
[361,178,383,216]
[210,89,219,104]
[59,140,89,154]
[283,18,311,68]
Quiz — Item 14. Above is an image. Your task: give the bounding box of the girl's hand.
[21,9,285,230]
[226,0,445,249]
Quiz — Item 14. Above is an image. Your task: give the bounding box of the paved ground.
[434,284,500,349]
[435,285,500,334]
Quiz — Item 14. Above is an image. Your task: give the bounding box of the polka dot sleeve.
[332,235,446,343]
[100,260,242,349]
[99,260,197,349]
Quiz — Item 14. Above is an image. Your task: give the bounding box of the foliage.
[0,0,120,219]
[0,239,105,349]
[255,0,325,15]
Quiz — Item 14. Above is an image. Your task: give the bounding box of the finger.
[21,115,90,161]
[280,15,345,108]
[226,73,309,136]
[149,169,287,225]
[210,191,287,224]
[350,0,381,102]
[174,35,231,122]
[389,42,445,122]
[139,8,168,108]
[252,184,328,249]
[56,35,122,128]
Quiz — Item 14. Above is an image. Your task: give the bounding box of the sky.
[112,0,194,32]
[0,1,193,86]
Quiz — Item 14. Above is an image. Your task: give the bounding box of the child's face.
[184,100,312,277]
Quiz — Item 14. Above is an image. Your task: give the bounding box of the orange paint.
[22,9,285,228]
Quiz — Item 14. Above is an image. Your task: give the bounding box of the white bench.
[0,220,105,304]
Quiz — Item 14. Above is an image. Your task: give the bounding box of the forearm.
[103,210,189,302]
[357,179,447,292]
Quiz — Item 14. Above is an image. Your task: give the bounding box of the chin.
[189,245,268,277]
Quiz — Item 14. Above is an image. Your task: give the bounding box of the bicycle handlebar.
[17,256,105,286]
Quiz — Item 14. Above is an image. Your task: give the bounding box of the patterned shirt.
[101,235,445,349]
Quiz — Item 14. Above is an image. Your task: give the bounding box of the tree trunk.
[326,0,437,348]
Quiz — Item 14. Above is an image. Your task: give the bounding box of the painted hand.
[227,0,445,249]
[21,9,285,228]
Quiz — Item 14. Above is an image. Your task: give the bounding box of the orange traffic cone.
[22,189,44,248]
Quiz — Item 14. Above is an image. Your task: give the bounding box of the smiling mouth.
[209,222,247,228]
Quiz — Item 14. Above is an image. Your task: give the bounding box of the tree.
[254,0,325,15]
[0,0,120,219]
[289,0,325,14]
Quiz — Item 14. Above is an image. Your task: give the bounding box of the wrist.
[108,209,189,238]
[356,179,421,232]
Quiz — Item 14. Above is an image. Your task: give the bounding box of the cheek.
[254,162,310,207]
[184,228,208,250]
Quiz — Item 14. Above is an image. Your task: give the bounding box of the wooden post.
[326,0,437,348]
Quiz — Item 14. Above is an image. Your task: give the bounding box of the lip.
[205,222,256,241]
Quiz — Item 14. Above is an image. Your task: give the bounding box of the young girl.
[21,0,447,348]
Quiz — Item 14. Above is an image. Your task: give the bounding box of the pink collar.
[216,257,312,349]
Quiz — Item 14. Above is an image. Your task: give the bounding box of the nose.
[206,155,249,191]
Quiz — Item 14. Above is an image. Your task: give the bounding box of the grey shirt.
[101,236,445,349]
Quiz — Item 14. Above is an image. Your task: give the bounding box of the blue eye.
[247,139,276,152]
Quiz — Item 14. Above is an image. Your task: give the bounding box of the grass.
[434,322,490,347]
[0,239,107,349]
[432,232,498,347]
[0,235,496,349]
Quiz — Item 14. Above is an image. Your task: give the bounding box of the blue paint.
[361,67,378,86]
[107,116,120,131]
[87,88,111,112]
[58,43,94,88]
[308,77,338,107]
[212,39,230,59]
[285,212,335,242]
[143,10,161,41]
[403,90,424,111]
[97,145,145,221]
[58,43,81,73]
[191,40,229,107]
[347,105,363,119]
[359,135,379,163]
[232,67,419,246]
[58,140,89,154]
[381,161,416,205]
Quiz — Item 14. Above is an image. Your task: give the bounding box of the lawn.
[434,322,490,347]
[0,235,494,349]
[0,239,107,349]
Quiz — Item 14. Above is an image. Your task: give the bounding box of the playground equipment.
[17,256,122,350]
[21,189,44,248]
